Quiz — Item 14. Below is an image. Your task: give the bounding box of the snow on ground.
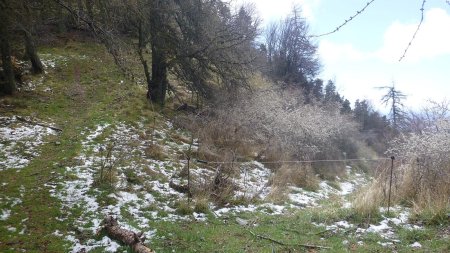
[356,207,423,243]
[50,121,202,252]
[44,120,376,252]
[0,185,27,235]
[234,161,271,199]
[40,53,69,70]
[0,116,57,170]
[0,209,11,221]
[312,206,424,248]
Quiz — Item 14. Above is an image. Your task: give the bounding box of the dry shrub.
[313,161,347,181]
[144,144,168,160]
[175,85,369,199]
[271,164,319,192]
[266,185,289,204]
[196,145,222,162]
[209,165,239,206]
[193,197,210,213]
[357,120,450,217]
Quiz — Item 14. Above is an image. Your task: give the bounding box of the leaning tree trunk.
[0,5,16,95]
[138,22,152,97]
[22,1,44,74]
[24,31,44,74]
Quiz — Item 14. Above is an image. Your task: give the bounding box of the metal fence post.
[387,156,395,214]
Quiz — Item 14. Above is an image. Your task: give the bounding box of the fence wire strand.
[196,157,391,165]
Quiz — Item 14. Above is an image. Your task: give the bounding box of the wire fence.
[156,114,400,211]
[195,157,391,165]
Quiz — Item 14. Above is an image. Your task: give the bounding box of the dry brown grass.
[144,144,168,160]
[352,179,385,217]
[271,164,320,192]
[354,160,450,219]
[266,186,289,204]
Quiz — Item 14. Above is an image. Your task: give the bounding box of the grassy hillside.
[0,41,448,253]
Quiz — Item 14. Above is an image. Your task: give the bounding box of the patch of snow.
[6,226,17,232]
[289,191,318,206]
[377,241,394,247]
[52,122,192,252]
[367,221,392,234]
[260,203,285,215]
[234,161,271,199]
[340,182,354,195]
[101,236,121,252]
[342,202,352,209]
[0,116,57,170]
[410,242,422,248]
[0,209,11,220]
[214,205,258,217]
[193,212,207,221]
[52,230,64,237]
[288,183,335,207]
[325,220,354,231]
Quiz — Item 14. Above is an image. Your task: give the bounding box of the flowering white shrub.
[210,88,359,160]
[174,87,366,193]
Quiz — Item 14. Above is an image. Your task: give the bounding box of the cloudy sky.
[235,0,450,112]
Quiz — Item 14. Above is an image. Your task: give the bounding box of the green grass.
[0,41,153,252]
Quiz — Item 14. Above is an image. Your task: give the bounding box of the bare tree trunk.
[24,31,44,74]
[22,1,44,74]
[138,22,152,95]
[85,0,94,20]
[77,0,83,26]
[0,38,16,95]
[149,46,168,105]
[56,0,67,33]
[0,2,16,95]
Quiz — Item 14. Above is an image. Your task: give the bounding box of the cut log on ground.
[102,216,155,253]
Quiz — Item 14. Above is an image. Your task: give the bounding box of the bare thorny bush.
[356,103,450,221]
[175,87,362,198]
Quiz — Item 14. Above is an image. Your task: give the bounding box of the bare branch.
[399,0,426,61]
[311,0,376,37]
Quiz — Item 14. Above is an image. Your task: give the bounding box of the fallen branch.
[248,230,331,250]
[248,230,284,245]
[16,116,62,132]
[101,216,155,253]
[314,229,331,235]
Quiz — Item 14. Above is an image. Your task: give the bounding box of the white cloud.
[319,8,450,64]
[376,8,450,63]
[317,8,450,111]
[319,40,369,64]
